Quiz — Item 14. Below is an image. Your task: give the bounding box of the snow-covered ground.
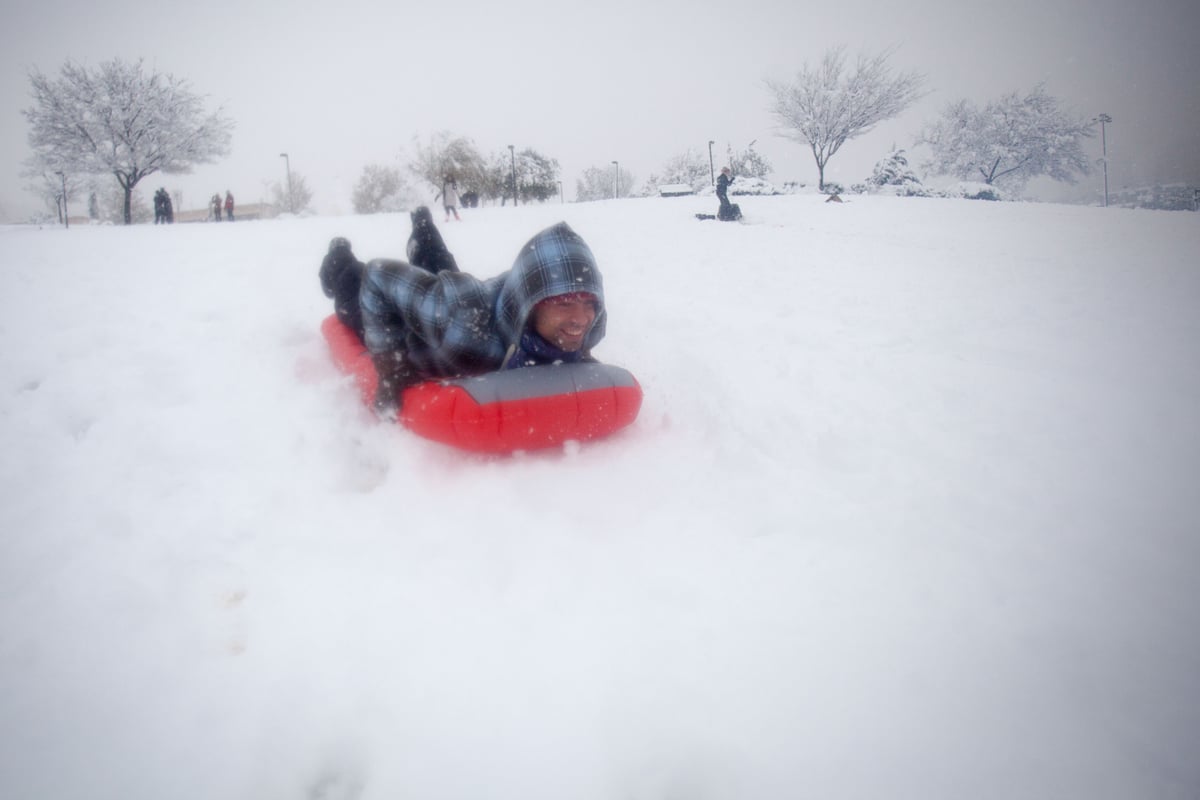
[2,194,1198,800]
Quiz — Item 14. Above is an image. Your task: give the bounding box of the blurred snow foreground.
[1,193,1198,800]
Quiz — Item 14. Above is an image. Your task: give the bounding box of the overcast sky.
[3,0,1198,217]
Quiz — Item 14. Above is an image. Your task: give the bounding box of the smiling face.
[531,293,598,352]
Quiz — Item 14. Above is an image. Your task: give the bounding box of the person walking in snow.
[322,221,607,415]
[435,175,461,222]
[224,191,235,221]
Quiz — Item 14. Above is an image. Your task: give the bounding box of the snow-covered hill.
[2,194,1198,800]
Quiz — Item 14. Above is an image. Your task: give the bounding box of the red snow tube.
[320,315,642,453]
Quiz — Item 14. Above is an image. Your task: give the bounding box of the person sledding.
[320,206,460,341]
[322,221,607,417]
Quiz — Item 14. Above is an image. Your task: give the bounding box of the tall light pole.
[612,160,619,199]
[708,140,715,186]
[508,145,517,207]
[55,170,68,229]
[1095,114,1111,207]
[279,152,293,213]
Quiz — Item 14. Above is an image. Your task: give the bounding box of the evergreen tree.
[867,148,922,187]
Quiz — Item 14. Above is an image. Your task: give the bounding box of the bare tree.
[918,84,1093,191]
[23,58,233,224]
[767,47,924,191]
[271,173,313,214]
[576,164,636,201]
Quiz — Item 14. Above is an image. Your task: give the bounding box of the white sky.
[2,0,1198,216]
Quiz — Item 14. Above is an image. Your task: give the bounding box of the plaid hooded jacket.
[359,222,607,380]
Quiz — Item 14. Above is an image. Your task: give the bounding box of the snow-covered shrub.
[729,176,783,196]
[946,182,1004,201]
[867,149,923,188]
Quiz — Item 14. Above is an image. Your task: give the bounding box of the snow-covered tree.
[477,147,563,205]
[23,58,233,224]
[96,184,151,225]
[408,132,488,196]
[726,143,772,180]
[512,148,562,203]
[919,84,1093,191]
[642,149,710,196]
[21,157,77,221]
[766,47,924,191]
[352,163,417,214]
[576,164,635,201]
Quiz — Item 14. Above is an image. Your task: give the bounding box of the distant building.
[657,184,695,197]
[174,202,280,223]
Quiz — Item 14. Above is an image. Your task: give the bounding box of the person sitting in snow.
[326,221,606,416]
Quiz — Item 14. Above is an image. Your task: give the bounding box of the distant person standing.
[715,167,742,222]
[436,175,462,222]
[210,193,222,222]
[154,188,168,224]
[224,191,235,221]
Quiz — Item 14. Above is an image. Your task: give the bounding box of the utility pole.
[279,153,293,213]
[508,145,518,207]
[1095,114,1111,207]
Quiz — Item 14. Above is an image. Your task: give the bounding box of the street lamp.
[55,170,68,229]
[708,140,715,186]
[279,152,293,213]
[1094,114,1111,208]
[612,160,619,199]
[508,145,518,207]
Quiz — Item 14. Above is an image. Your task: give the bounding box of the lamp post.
[55,170,68,229]
[612,160,619,199]
[1095,114,1111,208]
[279,152,293,213]
[508,145,517,207]
[708,140,715,186]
